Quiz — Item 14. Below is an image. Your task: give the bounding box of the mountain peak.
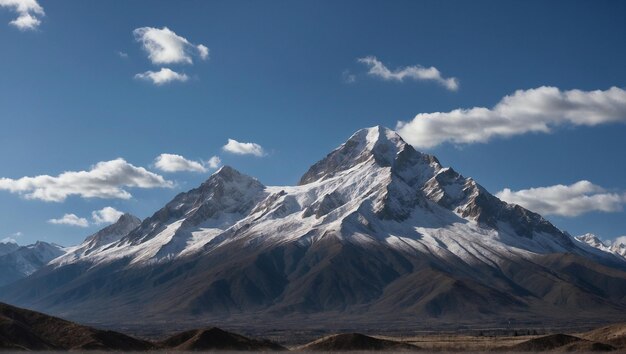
[299,126,411,185]
[117,213,141,226]
[350,125,406,155]
[84,213,141,248]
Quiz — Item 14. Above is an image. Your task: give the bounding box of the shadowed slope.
[0,302,153,351]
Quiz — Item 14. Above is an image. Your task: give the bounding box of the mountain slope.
[1,126,625,330]
[52,213,141,266]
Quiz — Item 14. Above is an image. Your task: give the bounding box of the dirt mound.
[159,327,286,351]
[299,332,418,351]
[506,333,615,352]
[0,302,153,351]
[581,323,626,348]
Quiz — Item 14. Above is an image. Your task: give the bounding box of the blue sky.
[1,0,625,246]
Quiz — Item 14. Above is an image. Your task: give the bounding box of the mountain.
[0,302,153,350]
[576,233,626,259]
[0,241,65,287]
[1,126,626,331]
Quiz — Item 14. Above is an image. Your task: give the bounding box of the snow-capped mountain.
[50,126,579,268]
[0,241,66,286]
[2,126,626,329]
[576,233,626,259]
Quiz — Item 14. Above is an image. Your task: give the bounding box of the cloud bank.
[397,86,626,148]
[0,0,44,30]
[0,158,172,202]
[222,139,265,157]
[496,180,625,217]
[358,56,459,91]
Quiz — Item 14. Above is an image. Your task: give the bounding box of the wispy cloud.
[222,139,265,157]
[357,56,459,91]
[48,214,89,228]
[135,68,188,85]
[207,156,221,169]
[496,180,626,217]
[154,153,208,172]
[91,207,124,225]
[133,26,208,65]
[341,70,356,84]
[0,158,172,202]
[118,51,129,58]
[0,0,44,30]
[397,86,626,149]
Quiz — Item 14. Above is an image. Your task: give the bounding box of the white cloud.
[133,26,208,65]
[92,207,124,225]
[197,44,209,60]
[397,86,626,149]
[614,236,626,246]
[0,158,172,202]
[135,68,188,85]
[357,56,459,91]
[496,180,625,217]
[207,156,221,169]
[118,51,128,58]
[1,237,17,244]
[48,214,89,227]
[154,153,207,172]
[0,0,44,30]
[222,139,265,157]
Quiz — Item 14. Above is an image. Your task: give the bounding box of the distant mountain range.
[0,240,64,287]
[1,126,625,330]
